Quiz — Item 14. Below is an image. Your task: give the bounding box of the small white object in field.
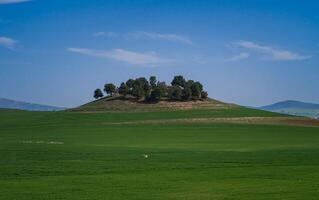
[142,154,149,158]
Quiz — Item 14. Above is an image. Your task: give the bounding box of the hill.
[70,95,237,112]
[259,100,319,119]
[0,97,65,111]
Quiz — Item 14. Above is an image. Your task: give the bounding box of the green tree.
[131,78,146,99]
[190,82,201,99]
[169,86,182,100]
[95,76,206,101]
[133,77,150,99]
[93,88,104,99]
[195,81,203,91]
[149,76,157,88]
[182,86,192,100]
[126,79,134,89]
[186,79,195,86]
[148,81,167,101]
[118,82,129,96]
[104,83,116,96]
[125,79,135,95]
[201,91,208,99]
[149,87,162,101]
[171,75,186,88]
[157,81,168,97]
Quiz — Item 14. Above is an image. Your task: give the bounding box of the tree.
[126,79,134,89]
[195,81,203,91]
[132,77,150,99]
[182,86,192,100]
[157,81,168,97]
[93,88,104,99]
[171,75,186,88]
[190,82,201,99]
[94,75,206,102]
[201,91,208,99]
[169,86,182,100]
[125,79,135,95]
[104,83,116,96]
[149,76,157,88]
[118,82,129,96]
[149,87,162,101]
[186,79,195,86]
[149,81,167,101]
[132,78,145,99]
[132,84,144,99]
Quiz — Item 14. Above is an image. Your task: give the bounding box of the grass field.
[1,108,319,199]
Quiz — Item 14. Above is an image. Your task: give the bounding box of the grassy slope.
[70,96,235,112]
[1,108,319,199]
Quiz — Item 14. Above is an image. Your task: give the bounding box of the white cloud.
[94,31,193,45]
[234,40,310,61]
[129,31,193,45]
[225,52,250,62]
[0,36,18,50]
[93,32,118,37]
[0,0,31,4]
[67,48,172,66]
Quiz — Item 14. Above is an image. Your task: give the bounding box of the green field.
[1,108,319,199]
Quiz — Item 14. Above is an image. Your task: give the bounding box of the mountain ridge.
[259,100,319,119]
[0,97,65,111]
[260,100,319,110]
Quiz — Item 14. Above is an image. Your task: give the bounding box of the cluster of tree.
[94,75,208,101]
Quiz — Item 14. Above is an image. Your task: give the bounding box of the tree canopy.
[104,83,116,96]
[118,82,129,96]
[93,89,104,99]
[93,75,208,102]
[171,75,186,88]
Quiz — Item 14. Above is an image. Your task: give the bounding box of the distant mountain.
[0,98,65,111]
[259,100,319,119]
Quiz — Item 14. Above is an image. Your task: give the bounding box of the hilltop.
[70,95,236,112]
[0,97,65,111]
[72,75,224,112]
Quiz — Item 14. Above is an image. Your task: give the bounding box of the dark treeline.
[94,75,208,102]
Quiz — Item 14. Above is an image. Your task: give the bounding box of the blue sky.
[0,0,319,107]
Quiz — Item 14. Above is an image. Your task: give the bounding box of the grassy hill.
[1,102,319,199]
[70,96,237,112]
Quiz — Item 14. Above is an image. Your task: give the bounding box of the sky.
[0,0,319,108]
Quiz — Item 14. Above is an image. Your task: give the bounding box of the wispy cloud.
[0,36,18,50]
[67,48,173,66]
[225,52,250,62]
[233,40,310,61]
[127,31,193,45]
[0,0,31,4]
[93,32,118,37]
[93,31,193,45]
